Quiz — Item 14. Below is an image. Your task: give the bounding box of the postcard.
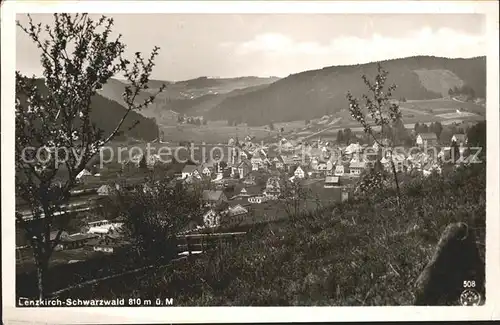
[2,0,499,323]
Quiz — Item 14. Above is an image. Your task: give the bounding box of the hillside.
[97,76,280,125]
[17,78,159,142]
[43,163,485,305]
[208,56,486,126]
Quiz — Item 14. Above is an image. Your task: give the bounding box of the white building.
[294,166,305,179]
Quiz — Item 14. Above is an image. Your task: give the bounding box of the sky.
[16,14,486,81]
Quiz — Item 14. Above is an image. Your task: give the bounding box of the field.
[160,124,277,144]
[405,98,485,114]
[436,112,478,119]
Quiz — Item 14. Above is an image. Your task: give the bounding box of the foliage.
[448,84,476,101]
[113,178,204,260]
[15,13,165,298]
[277,177,315,221]
[467,121,486,149]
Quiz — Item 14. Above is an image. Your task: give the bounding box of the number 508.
[463,280,476,288]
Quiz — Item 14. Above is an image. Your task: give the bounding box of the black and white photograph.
[2,0,499,323]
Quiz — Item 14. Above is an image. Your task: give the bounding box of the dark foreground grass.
[53,163,486,305]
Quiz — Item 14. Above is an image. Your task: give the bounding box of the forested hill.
[16,78,159,142]
[206,56,486,126]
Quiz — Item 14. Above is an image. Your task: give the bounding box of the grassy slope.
[162,163,484,306]
[52,163,485,305]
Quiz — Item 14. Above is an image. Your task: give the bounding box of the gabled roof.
[97,184,120,194]
[202,190,226,201]
[294,166,304,172]
[227,204,248,217]
[418,132,438,140]
[76,169,92,179]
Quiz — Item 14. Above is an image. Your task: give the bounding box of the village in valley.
[16,115,480,269]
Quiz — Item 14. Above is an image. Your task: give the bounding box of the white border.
[2,1,499,323]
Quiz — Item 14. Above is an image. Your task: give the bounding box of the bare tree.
[346,64,402,207]
[15,13,165,299]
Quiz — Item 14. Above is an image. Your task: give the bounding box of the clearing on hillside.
[413,69,464,97]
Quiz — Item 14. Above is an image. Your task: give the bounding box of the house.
[89,234,129,254]
[248,195,270,204]
[250,149,266,170]
[200,165,212,177]
[58,233,99,251]
[451,134,468,146]
[349,161,366,176]
[230,185,261,200]
[265,176,281,197]
[181,165,201,179]
[232,160,252,179]
[311,157,333,172]
[334,164,345,176]
[294,166,305,179]
[225,204,249,225]
[97,184,120,196]
[392,153,406,173]
[416,133,438,147]
[50,230,69,250]
[76,169,92,181]
[345,143,362,155]
[203,209,221,228]
[87,221,124,235]
[202,190,228,206]
[243,175,256,186]
[200,161,217,178]
[324,176,340,188]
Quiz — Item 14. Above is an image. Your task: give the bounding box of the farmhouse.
[416,133,438,147]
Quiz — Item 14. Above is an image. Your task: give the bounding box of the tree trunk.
[390,159,401,208]
[35,253,49,300]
